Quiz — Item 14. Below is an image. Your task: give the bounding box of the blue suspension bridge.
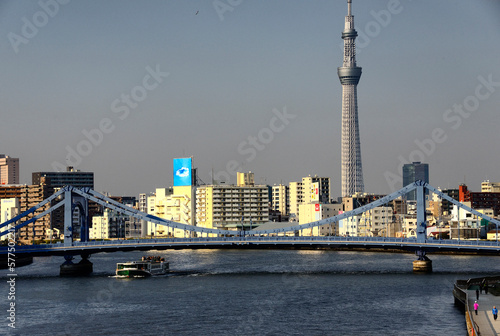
[1,181,500,274]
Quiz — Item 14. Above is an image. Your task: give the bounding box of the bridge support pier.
[60,254,93,276]
[413,250,432,273]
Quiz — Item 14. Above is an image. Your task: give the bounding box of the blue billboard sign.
[173,158,192,186]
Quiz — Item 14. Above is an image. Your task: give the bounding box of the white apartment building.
[139,193,148,213]
[359,206,393,237]
[451,203,493,228]
[271,184,289,216]
[298,203,342,236]
[403,217,418,238]
[301,176,330,204]
[339,215,361,237]
[196,176,269,231]
[339,206,393,237]
[146,186,195,237]
[289,181,302,221]
[91,208,129,239]
[138,193,149,237]
[0,198,19,241]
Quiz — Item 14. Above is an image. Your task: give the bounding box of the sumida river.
[3,249,499,335]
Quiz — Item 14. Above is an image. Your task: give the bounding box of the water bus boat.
[116,256,169,277]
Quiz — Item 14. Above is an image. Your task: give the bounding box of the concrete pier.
[60,255,93,276]
[412,259,432,273]
[413,252,432,273]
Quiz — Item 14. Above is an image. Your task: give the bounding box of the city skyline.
[1,1,500,197]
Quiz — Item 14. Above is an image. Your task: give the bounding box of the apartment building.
[271,184,289,217]
[459,184,500,216]
[91,208,129,239]
[196,172,269,231]
[298,203,342,236]
[338,206,393,237]
[32,167,95,240]
[0,198,19,241]
[145,186,195,237]
[342,193,385,212]
[18,183,52,243]
[289,175,330,221]
[482,180,500,193]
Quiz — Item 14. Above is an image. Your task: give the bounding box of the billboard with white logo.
[173,158,192,186]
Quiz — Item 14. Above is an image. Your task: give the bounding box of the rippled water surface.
[3,249,500,335]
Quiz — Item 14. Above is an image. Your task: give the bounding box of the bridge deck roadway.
[467,290,500,336]
[3,237,500,257]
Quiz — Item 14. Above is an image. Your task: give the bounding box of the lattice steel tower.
[338,0,364,197]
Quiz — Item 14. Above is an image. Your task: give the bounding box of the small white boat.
[116,256,169,277]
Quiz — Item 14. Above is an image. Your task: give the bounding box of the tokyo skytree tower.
[338,0,364,197]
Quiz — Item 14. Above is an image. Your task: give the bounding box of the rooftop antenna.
[347,0,352,16]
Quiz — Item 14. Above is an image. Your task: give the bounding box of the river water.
[2,249,499,335]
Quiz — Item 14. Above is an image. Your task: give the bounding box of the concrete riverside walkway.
[467,290,500,336]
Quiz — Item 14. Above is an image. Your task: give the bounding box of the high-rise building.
[402,162,429,200]
[32,166,94,189]
[31,167,95,241]
[338,0,364,197]
[0,155,19,185]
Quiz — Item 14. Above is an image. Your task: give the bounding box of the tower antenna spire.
[338,0,364,197]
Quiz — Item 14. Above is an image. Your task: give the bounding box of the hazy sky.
[1,0,499,198]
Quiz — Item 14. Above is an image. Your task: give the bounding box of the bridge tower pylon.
[63,187,91,247]
[413,181,432,272]
[61,187,93,276]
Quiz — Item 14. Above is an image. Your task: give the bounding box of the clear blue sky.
[1,0,499,197]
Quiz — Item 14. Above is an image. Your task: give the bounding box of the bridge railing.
[9,236,500,252]
[4,234,500,258]
[56,236,417,246]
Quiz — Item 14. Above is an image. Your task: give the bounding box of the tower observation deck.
[338,0,364,197]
